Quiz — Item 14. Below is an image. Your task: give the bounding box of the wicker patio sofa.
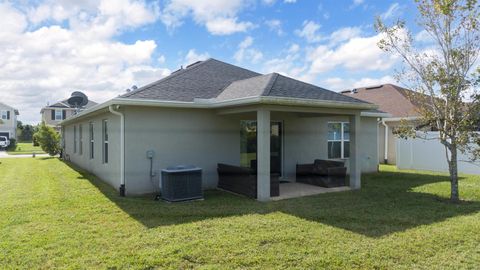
[217,163,279,198]
[296,159,347,188]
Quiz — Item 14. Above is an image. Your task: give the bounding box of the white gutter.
[61,96,378,125]
[108,105,126,196]
[381,120,389,164]
[383,116,420,122]
[361,111,391,118]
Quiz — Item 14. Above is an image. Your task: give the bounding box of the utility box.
[161,165,203,202]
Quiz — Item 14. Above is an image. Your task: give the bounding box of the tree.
[19,124,35,142]
[34,122,61,156]
[375,0,480,202]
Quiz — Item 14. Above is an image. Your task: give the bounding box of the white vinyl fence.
[396,132,480,175]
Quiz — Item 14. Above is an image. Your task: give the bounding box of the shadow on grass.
[62,160,480,238]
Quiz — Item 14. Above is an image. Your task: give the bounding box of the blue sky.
[0,0,423,123]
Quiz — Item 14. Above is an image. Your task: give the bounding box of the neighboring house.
[0,102,19,140]
[342,84,421,165]
[41,99,97,130]
[61,58,387,201]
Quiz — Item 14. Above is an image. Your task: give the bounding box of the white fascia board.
[61,96,378,125]
[383,116,421,122]
[361,111,392,118]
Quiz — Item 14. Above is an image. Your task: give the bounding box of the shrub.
[34,122,60,156]
[33,133,39,146]
[6,138,17,151]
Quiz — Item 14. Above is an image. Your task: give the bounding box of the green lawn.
[0,158,479,269]
[6,142,45,155]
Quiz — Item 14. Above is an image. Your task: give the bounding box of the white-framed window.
[79,124,83,155]
[1,110,8,120]
[102,120,108,164]
[55,110,63,121]
[73,125,77,153]
[89,122,94,159]
[327,122,350,159]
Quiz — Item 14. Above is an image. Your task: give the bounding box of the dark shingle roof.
[217,73,369,104]
[216,73,276,100]
[267,74,368,103]
[121,58,260,101]
[120,58,369,105]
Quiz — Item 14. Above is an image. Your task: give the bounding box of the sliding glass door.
[240,121,283,175]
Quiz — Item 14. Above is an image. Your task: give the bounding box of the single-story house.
[342,84,421,165]
[0,102,19,140]
[61,58,387,201]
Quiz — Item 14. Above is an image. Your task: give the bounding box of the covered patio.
[217,103,365,201]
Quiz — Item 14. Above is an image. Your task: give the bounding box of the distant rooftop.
[341,84,421,118]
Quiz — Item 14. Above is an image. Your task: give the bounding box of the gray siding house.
[61,59,386,201]
[0,102,19,140]
[41,99,97,130]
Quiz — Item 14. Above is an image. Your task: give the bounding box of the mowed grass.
[6,142,45,155]
[0,158,479,269]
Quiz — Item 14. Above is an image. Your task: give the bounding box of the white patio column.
[349,113,361,189]
[257,109,271,201]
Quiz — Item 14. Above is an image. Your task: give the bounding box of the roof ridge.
[273,73,371,104]
[120,58,215,98]
[262,73,279,96]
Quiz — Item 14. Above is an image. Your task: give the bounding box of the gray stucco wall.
[283,114,379,179]
[63,107,379,195]
[123,107,240,194]
[63,112,121,190]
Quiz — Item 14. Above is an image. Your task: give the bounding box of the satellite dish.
[67,91,89,108]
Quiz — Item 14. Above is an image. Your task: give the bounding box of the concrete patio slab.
[272,182,351,201]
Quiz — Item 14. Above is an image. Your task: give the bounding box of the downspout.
[381,119,388,164]
[109,105,125,196]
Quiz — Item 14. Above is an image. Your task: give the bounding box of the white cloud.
[284,0,297,3]
[288,43,300,54]
[414,30,434,43]
[160,0,254,35]
[304,32,399,79]
[329,26,362,45]
[157,55,166,64]
[381,3,401,20]
[322,75,396,91]
[0,1,169,124]
[184,49,210,66]
[350,0,365,9]
[263,53,305,79]
[205,17,254,35]
[262,0,277,5]
[295,20,322,43]
[0,2,28,36]
[234,36,263,64]
[265,19,284,36]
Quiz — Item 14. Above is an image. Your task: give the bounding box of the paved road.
[0,150,50,159]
